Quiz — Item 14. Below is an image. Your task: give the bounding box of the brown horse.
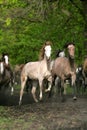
[14,64,25,85]
[50,43,77,101]
[82,57,87,88]
[19,41,52,105]
[0,54,14,95]
[83,57,87,77]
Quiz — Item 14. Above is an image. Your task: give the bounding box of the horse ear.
[71,42,75,46]
[2,53,5,57]
[64,42,75,48]
[45,41,52,46]
[64,44,67,48]
[2,52,9,57]
[5,53,9,56]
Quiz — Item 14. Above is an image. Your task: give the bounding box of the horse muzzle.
[70,55,75,60]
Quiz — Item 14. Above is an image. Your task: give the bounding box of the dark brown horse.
[50,43,77,101]
[0,54,14,95]
[19,41,52,105]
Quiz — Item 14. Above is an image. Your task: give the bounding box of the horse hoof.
[11,92,14,96]
[39,99,43,103]
[45,89,50,93]
[61,98,66,102]
[35,99,39,103]
[73,96,77,100]
[19,101,22,106]
[39,97,43,102]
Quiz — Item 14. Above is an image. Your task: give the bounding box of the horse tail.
[19,64,25,71]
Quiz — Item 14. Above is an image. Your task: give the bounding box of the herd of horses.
[0,41,87,106]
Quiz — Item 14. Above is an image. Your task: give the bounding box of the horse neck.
[43,55,51,71]
[68,56,75,70]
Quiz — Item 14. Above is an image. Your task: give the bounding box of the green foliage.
[0,0,86,65]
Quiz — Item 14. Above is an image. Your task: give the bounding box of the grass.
[0,105,46,130]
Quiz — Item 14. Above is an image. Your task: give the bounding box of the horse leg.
[76,79,79,94]
[64,82,67,95]
[82,80,85,95]
[10,77,14,95]
[48,75,57,98]
[45,82,51,92]
[45,75,52,92]
[38,79,43,101]
[19,76,27,106]
[57,77,62,95]
[31,81,38,103]
[11,86,14,95]
[71,74,77,100]
[60,79,65,102]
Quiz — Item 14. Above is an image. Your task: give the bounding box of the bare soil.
[0,89,87,130]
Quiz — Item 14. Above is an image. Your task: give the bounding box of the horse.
[50,50,66,95]
[45,49,69,95]
[50,43,77,101]
[19,41,52,105]
[76,65,85,94]
[82,57,87,92]
[14,64,25,85]
[14,64,33,92]
[55,49,65,58]
[0,54,14,95]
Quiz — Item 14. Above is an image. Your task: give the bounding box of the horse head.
[67,43,75,59]
[59,51,65,57]
[3,54,9,65]
[55,49,65,58]
[0,61,4,75]
[76,65,83,76]
[44,45,51,60]
[39,41,52,60]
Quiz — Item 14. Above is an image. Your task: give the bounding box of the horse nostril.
[47,56,50,60]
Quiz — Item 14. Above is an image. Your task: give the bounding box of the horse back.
[83,58,87,76]
[21,61,47,79]
[83,58,87,71]
[0,67,11,85]
[52,57,74,78]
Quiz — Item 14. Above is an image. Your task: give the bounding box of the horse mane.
[15,64,25,72]
[64,42,75,48]
[39,41,52,60]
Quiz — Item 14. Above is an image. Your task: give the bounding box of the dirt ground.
[0,89,87,130]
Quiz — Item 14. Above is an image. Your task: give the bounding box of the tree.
[0,0,86,65]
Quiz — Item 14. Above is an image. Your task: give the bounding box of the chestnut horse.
[19,41,52,105]
[50,43,77,101]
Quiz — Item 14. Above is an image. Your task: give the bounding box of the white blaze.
[0,62,4,74]
[4,55,9,65]
[45,45,51,59]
